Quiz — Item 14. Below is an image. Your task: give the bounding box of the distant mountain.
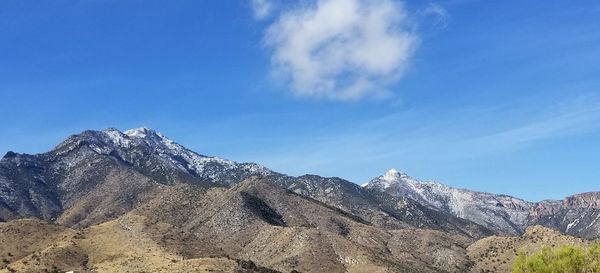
[364,169,600,239]
[0,128,489,237]
[1,127,599,272]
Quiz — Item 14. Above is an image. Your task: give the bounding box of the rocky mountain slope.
[364,169,600,239]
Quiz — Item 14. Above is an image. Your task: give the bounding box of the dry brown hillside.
[467,225,590,273]
[127,177,476,273]
[0,178,483,273]
[0,218,282,273]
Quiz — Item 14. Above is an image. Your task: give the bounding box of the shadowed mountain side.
[0,154,62,222]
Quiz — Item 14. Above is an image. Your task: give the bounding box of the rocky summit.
[1,128,599,273]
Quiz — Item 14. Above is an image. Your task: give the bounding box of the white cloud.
[264,0,418,100]
[251,0,273,20]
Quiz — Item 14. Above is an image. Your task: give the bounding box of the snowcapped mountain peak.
[369,168,414,189]
[364,168,411,190]
[384,168,400,178]
[383,168,409,181]
[100,127,173,149]
[125,127,160,138]
[123,127,180,150]
[102,128,132,148]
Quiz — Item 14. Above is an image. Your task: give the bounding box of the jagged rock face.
[0,128,491,239]
[526,193,600,239]
[365,169,533,235]
[365,169,600,239]
[528,200,563,217]
[564,192,600,208]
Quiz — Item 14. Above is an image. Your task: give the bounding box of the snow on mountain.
[123,127,237,169]
[120,127,272,183]
[52,127,272,186]
[365,169,534,235]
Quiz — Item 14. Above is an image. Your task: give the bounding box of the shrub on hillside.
[512,242,600,273]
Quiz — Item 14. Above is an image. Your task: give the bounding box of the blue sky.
[1,0,600,201]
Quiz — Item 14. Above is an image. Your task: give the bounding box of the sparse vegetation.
[236,259,285,273]
[49,265,61,273]
[512,242,600,273]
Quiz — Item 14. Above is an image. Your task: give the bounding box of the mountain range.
[0,127,598,273]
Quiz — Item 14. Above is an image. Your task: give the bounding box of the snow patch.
[567,219,581,232]
[586,213,600,229]
[122,127,272,183]
[104,128,131,148]
[383,169,401,180]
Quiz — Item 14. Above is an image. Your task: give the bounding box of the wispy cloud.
[422,3,448,26]
[250,0,273,20]
[261,0,419,101]
[244,96,600,179]
[458,99,600,156]
[366,97,600,161]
